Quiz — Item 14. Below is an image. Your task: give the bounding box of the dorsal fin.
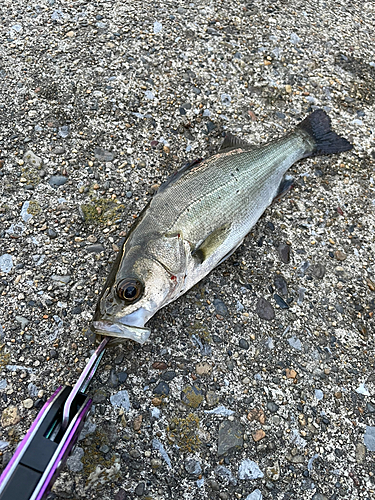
[219,132,252,153]
[157,158,203,194]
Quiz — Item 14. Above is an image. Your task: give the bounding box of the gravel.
[1,1,374,499]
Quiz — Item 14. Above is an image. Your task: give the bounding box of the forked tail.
[298,109,353,157]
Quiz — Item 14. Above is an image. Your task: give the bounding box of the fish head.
[91,238,185,344]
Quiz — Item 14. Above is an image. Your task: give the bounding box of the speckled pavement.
[0,1,374,499]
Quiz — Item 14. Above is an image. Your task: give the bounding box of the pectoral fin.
[192,223,231,263]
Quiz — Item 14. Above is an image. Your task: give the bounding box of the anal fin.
[273,175,295,202]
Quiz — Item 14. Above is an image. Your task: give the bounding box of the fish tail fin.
[298,109,353,157]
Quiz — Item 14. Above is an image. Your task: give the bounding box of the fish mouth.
[91,320,151,345]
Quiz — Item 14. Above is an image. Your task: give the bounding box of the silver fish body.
[91,110,352,344]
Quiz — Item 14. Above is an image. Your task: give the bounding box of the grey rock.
[153,381,170,395]
[110,390,130,410]
[245,490,262,500]
[15,316,29,329]
[213,298,229,316]
[24,150,43,168]
[267,401,279,413]
[217,420,243,456]
[274,275,288,296]
[206,390,219,407]
[49,175,68,187]
[94,147,114,162]
[273,294,289,309]
[239,338,249,350]
[364,426,375,451]
[311,494,328,500]
[185,458,202,475]
[51,274,71,284]
[135,482,146,497]
[100,444,110,453]
[256,297,275,320]
[0,254,13,274]
[161,370,176,381]
[297,261,310,277]
[312,263,326,279]
[215,464,238,485]
[288,336,302,350]
[86,244,105,253]
[238,458,264,480]
[335,303,344,313]
[58,125,70,138]
[114,489,127,500]
[277,243,291,263]
[66,447,84,472]
[47,228,58,238]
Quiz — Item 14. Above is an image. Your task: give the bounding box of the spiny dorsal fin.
[219,132,252,153]
[157,158,203,194]
[192,223,231,263]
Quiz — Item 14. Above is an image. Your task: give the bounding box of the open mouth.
[92,320,151,344]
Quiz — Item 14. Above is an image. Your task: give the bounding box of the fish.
[91,109,352,345]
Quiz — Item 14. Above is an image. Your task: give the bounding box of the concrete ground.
[0,1,374,499]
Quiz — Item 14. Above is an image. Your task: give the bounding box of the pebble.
[49,175,68,187]
[215,465,238,486]
[161,370,176,381]
[114,489,127,500]
[181,385,204,408]
[51,274,71,284]
[16,316,29,329]
[185,458,202,475]
[252,429,265,442]
[217,420,243,456]
[355,442,366,463]
[110,390,130,411]
[364,426,375,451]
[311,263,326,279]
[311,494,328,500]
[277,243,291,263]
[266,461,280,481]
[273,294,289,309]
[94,147,114,162]
[335,250,347,261]
[206,390,219,407]
[24,150,43,168]
[135,482,146,497]
[195,362,212,376]
[256,297,275,320]
[274,275,288,296]
[23,398,33,409]
[66,447,84,472]
[133,415,142,431]
[245,490,262,500]
[239,338,249,349]
[86,244,105,253]
[47,228,58,238]
[288,336,302,350]
[247,408,265,424]
[213,298,229,316]
[267,401,279,413]
[238,458,264,480]
[153,381,170,395]
[0,254,13,274]
[1,406,21,427]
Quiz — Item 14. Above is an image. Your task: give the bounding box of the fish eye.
[116,278,144,303]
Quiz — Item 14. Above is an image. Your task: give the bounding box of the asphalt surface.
[0,1,374,499]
